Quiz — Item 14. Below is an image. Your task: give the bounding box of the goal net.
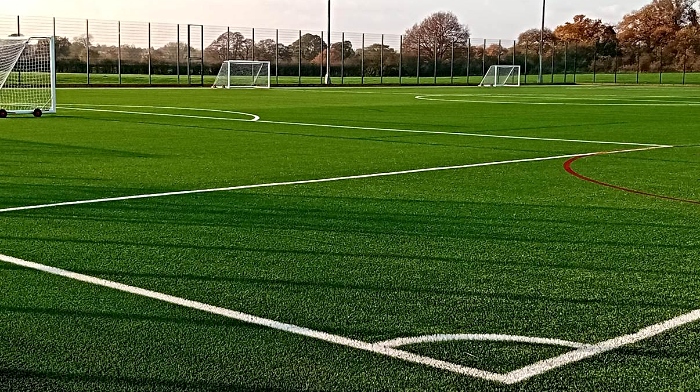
[0,36,56,117]
[213,60,271,89]
[479,65,521,87]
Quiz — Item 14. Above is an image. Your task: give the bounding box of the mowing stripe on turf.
[58,105,669,148]
[0,149,667,215]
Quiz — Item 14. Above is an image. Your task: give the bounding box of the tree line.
[51,0,700,76]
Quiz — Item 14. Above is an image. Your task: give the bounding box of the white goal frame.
[0,36,57,117]
[479,65,521,87]
[213,60,271,89]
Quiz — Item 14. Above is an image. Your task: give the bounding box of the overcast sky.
[12,0,651,39]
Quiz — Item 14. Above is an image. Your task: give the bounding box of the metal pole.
[148,23,152,85]
[538,0,546,84]
[341,32,345,84]
[324,0,332,84]
[177,24,180,84]
[417,36,420,84]
[466,38,471,85]
[298,30,302,85]
[450,39,454,85]
[275,29,279,85]
[86,19,90,85]
[252,28,255,60]
[399,35,403,85]
[362,33,365,84]
[118,21,122,84]
[380,34,384,84]
[227,27,230,60]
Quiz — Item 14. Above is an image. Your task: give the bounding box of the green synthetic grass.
[0,86,699,391]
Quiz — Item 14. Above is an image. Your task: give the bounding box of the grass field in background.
[0,86,699,391]
[56,71,700,86]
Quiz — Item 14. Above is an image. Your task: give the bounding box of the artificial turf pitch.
[0,86,699,391]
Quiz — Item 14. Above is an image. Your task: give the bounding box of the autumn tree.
[205,31,253,63]
[290,33,326,61]
[617,0,698,49]
[403,11,470,60]
[517,28,556,52]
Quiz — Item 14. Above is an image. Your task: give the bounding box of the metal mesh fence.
[5,14,700,86]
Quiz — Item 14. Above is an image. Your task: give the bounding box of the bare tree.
[403,11,470,60]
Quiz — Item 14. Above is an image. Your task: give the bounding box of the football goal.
[479,65,521,87]
[0,36,56,118]
[213,60,271,89]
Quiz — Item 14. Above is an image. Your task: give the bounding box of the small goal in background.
[212,60,271,89]
[479,65,521,87]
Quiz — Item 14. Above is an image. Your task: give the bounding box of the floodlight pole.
[538,0,546,84]
[324,0,332,85]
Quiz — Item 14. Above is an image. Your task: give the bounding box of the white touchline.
[58,105,668,148]
[0,253,507,384]
[0,151,613,215]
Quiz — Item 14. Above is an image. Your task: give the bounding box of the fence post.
[399,35,402,85]
[275,29,279,85]
[17,15,20,35]
[564,42,568,83]
[417,36,420,84]
[524,42,528,84]
[574,42,578,84]
[252,28,255,61]
[593,43,597,83]
[148,23,152,85]
[450,39,454,85]
[320,31,324,83]
[118,21,122,84]
[227,27,230,60]
[683,48,687,85]
[551,44,555,83]
[433,39,437,84]
[636,44,640,84]
[176,25,180,84]
[86,19,90,85]
[659,46,663,84]
[466,38,471,85]
[361,33,365,85]
[298,30,301,85]
[341,32,345,84]
[481,39,485,76]
[381,34,384,84]
[498,39,501,65]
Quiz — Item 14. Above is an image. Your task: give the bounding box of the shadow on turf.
[0,367,291,392]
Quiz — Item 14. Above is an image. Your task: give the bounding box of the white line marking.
[3,251,699,385]
[377,334,591,349]
[254,119,667,147]
[59,106,260,122]
[416,94,700,107]
[60,103,666,147]
[502,309,700,384]
[0,253,507,384]
[0,152,607,215]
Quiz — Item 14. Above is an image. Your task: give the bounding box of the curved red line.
[564,155,700,205]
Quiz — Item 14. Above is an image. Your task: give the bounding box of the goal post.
[479,65,521,87]
[0,36,56,117]
[213,60,271,89]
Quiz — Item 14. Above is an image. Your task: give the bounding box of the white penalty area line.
[0,148,666,215]
[2,251,700,385]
